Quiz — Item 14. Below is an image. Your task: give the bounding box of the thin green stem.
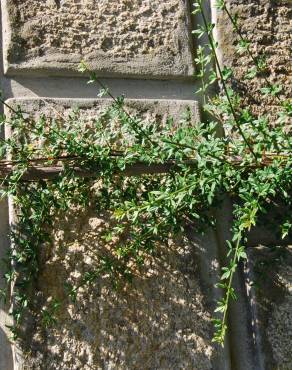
[219,233,241,344]
[198,0,258,161]
[122,181,197,215]
[92,76,157,146]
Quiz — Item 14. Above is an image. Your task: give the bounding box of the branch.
[0,153,289,181]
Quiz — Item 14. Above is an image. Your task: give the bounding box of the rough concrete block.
[215,0,291,120]
[17,212,229,370]
[2,0,195,79]
[246,246,292,370]
[3,98,231,369]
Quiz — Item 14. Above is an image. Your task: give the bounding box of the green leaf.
[244,67,257,80]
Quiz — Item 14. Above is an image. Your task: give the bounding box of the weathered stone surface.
[2,0,195,78]
[18,210,225,369]
[246,245,292,370]
[4,98,231,369]
[5,97,200,126]
[216,0,292,122]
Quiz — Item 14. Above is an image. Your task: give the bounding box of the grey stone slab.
[3,77,201,102]
[246,245,292,370]
[2,0,195,79]
[215,197,260,370]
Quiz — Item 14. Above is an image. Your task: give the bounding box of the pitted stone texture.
[3,0,195,78]
[17,210,223,369]
[4,98,227,369]
[216,0,292,123]
[246,246,292,370]
[5,97,200,125]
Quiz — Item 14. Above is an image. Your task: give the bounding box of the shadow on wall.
[246,245,292,370]
[17,205,222,370]
[0,325,13,370]
[0,197,14,369]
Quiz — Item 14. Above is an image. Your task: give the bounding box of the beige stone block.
[18,211,227,369]
[216,0,292,121]
[3,98,231,369]
[2,0,195,78]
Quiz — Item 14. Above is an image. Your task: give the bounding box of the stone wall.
[0,1,291,369]
[3,0,194,78]
[216,0,291,121]
[16,208,226,370]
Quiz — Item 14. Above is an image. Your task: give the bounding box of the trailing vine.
[0,0,291,347]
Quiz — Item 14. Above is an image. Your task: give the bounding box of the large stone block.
[2,0,195,78]
[19,212,227,369]
[3,98,231,369]
[246,245,292,370]
[216,0,292,121]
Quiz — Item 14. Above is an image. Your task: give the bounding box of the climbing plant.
[0,0,291,346]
